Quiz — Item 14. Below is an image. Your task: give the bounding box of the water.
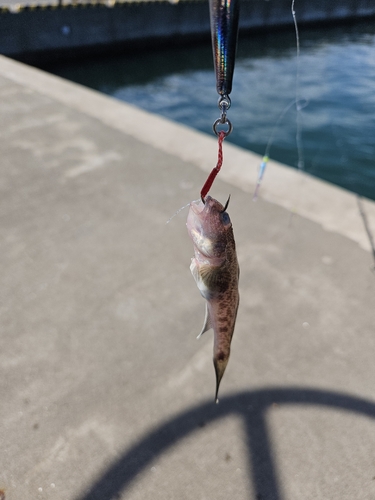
[44,21,375,200]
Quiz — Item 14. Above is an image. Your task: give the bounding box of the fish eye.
[220,211,231,225]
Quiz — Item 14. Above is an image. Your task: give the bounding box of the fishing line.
[253,97,308,200]
[166,199,200,225]
[291,0,305,173]
[253,0,306,199]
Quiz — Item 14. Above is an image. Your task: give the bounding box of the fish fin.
[200,265,230,295]
[197,303,212,339]
[191,259,212,300]
[190,258,200,285]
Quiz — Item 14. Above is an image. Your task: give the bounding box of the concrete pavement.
[0,55,375,500]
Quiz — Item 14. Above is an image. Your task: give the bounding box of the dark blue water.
[45,22,375,200]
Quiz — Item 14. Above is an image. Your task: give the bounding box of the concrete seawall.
[1,0,375,62]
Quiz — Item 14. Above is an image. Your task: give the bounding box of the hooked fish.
[187,195,239,403]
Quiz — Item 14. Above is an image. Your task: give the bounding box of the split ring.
[213,117,233,137]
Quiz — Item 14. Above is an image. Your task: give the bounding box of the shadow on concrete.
[76,388,375,500]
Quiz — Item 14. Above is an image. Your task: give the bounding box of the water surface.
[45,22,375,200]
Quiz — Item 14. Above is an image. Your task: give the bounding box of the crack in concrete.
[357,196,375,271]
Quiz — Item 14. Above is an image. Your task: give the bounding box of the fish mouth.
[190,196,214,215]
[190,199,205,215]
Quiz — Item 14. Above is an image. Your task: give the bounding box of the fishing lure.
[187,195,239,403]
[200,0,240,201]
[209,0,240,136]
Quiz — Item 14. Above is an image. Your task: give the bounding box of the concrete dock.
[1,54,375,500]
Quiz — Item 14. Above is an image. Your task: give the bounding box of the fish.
[186,195,239,403]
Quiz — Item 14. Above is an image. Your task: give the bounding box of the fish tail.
[213,354,229,404]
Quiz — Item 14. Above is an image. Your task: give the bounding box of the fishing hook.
[221,194,231,212]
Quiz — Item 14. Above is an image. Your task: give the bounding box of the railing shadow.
[76,387,375,500]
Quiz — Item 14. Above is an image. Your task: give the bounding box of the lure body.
[209,0,240,97]
[187,196,239,402]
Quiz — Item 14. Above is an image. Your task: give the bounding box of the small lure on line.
[187,195,240,403]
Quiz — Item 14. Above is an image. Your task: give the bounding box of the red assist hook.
[200,130,226,202]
